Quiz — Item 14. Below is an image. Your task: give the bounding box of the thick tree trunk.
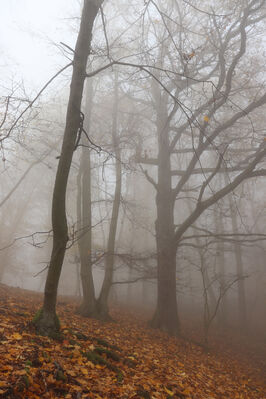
[35,0,102,334]
[151,235,179,335]
[97,73,121,319]
[150,97,180,335]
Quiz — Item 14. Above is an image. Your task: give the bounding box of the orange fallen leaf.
[11,332,23,340]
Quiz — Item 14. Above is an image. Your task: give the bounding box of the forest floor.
[0,284,265,399]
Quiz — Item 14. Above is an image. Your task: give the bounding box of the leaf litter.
[0,284,265,398]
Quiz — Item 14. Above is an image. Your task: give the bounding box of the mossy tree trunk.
[35,0,103,334]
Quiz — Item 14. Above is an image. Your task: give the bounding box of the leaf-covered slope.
[0,284,265,398]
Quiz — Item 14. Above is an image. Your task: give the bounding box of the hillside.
[0,284,265,399]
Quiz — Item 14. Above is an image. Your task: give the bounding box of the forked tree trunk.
[35,0,102,334]
[97,73,121,319]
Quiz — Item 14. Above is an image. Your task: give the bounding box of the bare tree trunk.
[77,144,97,315]
[97,72,121,320]
[228,193,248,332]
[186,200,217,327]
[150,103,180,335]
[214,203,228,327]
[77,78,97,316]
[35,0,102,334]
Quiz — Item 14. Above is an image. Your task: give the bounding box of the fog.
[0,0,266,347]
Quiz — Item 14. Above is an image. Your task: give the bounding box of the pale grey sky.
[0,0,80,91]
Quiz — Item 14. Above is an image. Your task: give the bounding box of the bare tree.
[133,0,266,334]
[97,71,122,319]
[34,0,103,334]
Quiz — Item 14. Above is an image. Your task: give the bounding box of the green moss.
[82,350,123,382]
[25,360,32,367]
[18,375,30,391]
[55,370,66,382]
[83,350,107,366]
[95,337,121,352]
[95,338,109,347]
[32,308,61,334]
[74,331,88,341]
[48,331,63,342]
[32,308,43,325]
[116,369,123,383]
[94,347,120,361]
[136,389,150,399]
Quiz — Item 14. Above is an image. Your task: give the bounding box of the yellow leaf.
[182,387,193,394]
[12,332,23,340]
[80,367,89,375]
[203,115,210,122]
[86,361,95,368]
[164,387,174,396]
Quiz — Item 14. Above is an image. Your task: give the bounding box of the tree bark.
[77,144,97,316]
[76,77,97,316]
[97,72,121,320]
[150,95,180,335]
[35,0,102,334]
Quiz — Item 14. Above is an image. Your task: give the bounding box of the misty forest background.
[0,0,266,348]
